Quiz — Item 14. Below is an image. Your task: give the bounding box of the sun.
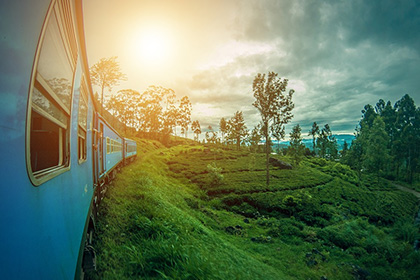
[132,28,171,65]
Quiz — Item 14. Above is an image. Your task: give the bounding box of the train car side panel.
[0,1,96,279]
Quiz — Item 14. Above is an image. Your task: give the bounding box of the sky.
[83,0,420,137]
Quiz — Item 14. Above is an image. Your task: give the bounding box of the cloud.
[85,0,420,137]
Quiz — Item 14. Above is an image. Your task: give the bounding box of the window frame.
[78,76,88,163]
[26,0,78,186]
[106,137,110,154]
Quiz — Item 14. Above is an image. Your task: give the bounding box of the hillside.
[273,134,355,151]
[90,139,420,280]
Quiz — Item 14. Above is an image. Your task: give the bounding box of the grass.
[90,139,420,279]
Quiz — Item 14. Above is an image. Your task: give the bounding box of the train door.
[99,122,105,175]
[92,114,99,186]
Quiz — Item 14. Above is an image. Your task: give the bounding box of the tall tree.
[205,125,218,144]
[90,56,126,113]
[252,72,294,185]
[219,117,228,144]
[308,121,319,154]
[161,88,178,136]
[106,89,141,133]
[179,96,192,138]
[227,111,248,150]
[363,116,390,179]
[191,120,201,141]
[394,94,418,182]
[289,124,305,165]
[316,124,338,159]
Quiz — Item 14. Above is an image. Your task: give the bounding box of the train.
[0,0,137,279]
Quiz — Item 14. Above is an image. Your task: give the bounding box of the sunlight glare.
[132,27,172,66]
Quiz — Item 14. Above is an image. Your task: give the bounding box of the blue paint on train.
[0,1,137,279]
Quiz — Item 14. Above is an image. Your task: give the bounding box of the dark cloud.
[203,0,420,136]
[85,0,420,137]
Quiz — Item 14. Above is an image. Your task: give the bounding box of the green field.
[90,139,420,279]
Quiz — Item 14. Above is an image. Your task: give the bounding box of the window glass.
[36,10,73,110]
[78,80,87,161]
[31,111,62,172]
[78,95,87,130]
[106,137,110,154]
[28,1,76,182]
[32,85,68,127]
[78,127,86,161]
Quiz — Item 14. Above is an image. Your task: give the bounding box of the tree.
[191,120,201,141]
[179,96,192,138]
[271,116,285,154]
[340,141,349,158]
[136,85,178,140]
[345,95,419,183]
[227,111,248,150]
[252,72,294,185]
[90,56,126,113]
[316,124,338,159]
[219,117,228,144]
[106,89,141,133]
[308,122,319,154]
[394,94,418,182]
[360,104,377,130]
[250,124,262,153]
[161,88,178,136]
[289,124,305,165]
[205,125,218,144]
[363,116,390,179]
[345,135,364,184]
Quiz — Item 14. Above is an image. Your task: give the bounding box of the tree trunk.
[265,130,270,186]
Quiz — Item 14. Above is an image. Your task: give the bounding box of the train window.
[27,1,77,185]
[115,140,121,152]
[78,78,88,162]
[106,137,110,154]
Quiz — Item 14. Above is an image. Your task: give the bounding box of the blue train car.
[124,137,137,164]
[0,0,98,278]
[97,115,124,183]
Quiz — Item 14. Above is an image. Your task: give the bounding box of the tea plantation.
[90,139,420,279]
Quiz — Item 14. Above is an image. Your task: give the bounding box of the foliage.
[308,121,319,153]
[93,139,420,280]
[316,124,338,159]
[345,94,420,185]
[106,89,140,132]
[288,124,305,165]
[191,120,201,141]
[90,56,126,110]
[179,96,192,138]
[226,111,248,149]
[219,117,228,144]
[207,162,224,187]
[205,125,218,144]
[252,72,294,185]
[249,124,263,153]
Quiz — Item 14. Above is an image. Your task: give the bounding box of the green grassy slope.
[91,140,420,280]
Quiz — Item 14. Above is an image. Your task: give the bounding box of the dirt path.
[393,183,420,200]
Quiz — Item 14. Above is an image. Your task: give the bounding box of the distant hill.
[272,134,355,151]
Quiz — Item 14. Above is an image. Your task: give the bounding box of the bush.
[207,162,224,187]
[392,220,420,244]
[267,218,305,238]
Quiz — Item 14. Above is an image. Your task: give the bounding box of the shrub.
[392,220,420,244]
[267,218,305,238]
[207,162,224,187]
